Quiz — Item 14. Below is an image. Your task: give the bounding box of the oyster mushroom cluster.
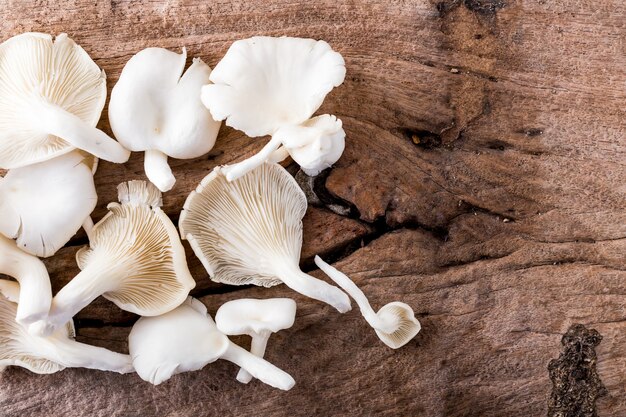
[0,32,421,390]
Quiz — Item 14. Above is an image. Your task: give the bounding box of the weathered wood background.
[1,1,625,416]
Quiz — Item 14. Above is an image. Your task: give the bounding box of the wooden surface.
[1,1,625,416]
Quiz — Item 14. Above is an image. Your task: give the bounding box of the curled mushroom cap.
[216,298,296,384]
[179,163,350,313]
[31,180,195,336]
[202,36,345,137]
[0,280,133,374]
[315,256,421,349]
[272,114,346,176]
[201,36,346,181]
[109,47,221,192]
[0,33,130,168]
[0,151,97,257]
[0,236,51,325]
[129,297,295,390]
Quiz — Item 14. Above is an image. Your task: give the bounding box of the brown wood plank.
[0,1,625,416]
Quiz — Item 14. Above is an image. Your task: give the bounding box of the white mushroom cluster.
[0,32,420,390]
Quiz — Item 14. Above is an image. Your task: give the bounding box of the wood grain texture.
[1,1,625,416]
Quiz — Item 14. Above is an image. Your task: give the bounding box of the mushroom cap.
[374,302,421,349]
[201,36,346,137]
[0,151,97,257]
[179,162,307,287]
[109,48,221,159]
[0,284,74,374]
[215,298,297,336]
[129,297,228,385]
[277,114,346,176]
[0,32,107,169]
[76,180,195,316]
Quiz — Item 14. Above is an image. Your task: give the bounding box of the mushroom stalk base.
[314,256,397,333]
[40,335,134,373]
[144,150,176,192]
[0,236,52,325]
[223,135,283,181]
[29,97,130,163]
[236,332,270,384]
[31,258,119,336]
[221,341,294,391]
[277,262,351,313]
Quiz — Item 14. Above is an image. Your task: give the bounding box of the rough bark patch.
[548,324,608,417]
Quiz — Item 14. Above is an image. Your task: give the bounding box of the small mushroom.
[109,47,221,192]
[315,256,421,349]
[31,180,195,336]
[179,163,350,313]
[129,297,295,390]
[0,33,130,169]
[215,298,296,384]
[0,236,51,325]
[0,151,98,257]
[273,114,346,176]
[0,280,133,374]
[201,36,346,180]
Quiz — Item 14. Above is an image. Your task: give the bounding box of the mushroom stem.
[223,135,284,181]
[32,260,116,336]
[29,97,130,163]
[82,217,95,242]
[144,150,176,192]
[268,146,290,163]
[0,236,52,325]
[278,262,351,313]
[236,330,271,384]
[40,335,133,374]
[314,256,397,333]
[221,340,294,391]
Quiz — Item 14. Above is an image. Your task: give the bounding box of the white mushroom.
[215,298,296,384]
[201,36,346,180]
[315,256,421,349]
[129,297,295,390]
[272,114,346,176]
[0,236,51,325]
[0,151,98,257]
[0,32,130,168]
[109,47,221,192]
[179,163,351,313]
[0,280,133,374]
[31,180,195,336]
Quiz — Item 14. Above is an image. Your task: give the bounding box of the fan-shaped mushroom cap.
[0,281,132,374]
[201,36,346,137]
[179,163,350,313]
[0,151,97,257]
[31,180,195,336]
[129,297,295,389]
[109,47,221,192]
[274,114,346,176]
[374,302,421,349]
[77,180,194,314]
[0,236,51,325]
[0,32,130,168]
[216,298,297,336]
